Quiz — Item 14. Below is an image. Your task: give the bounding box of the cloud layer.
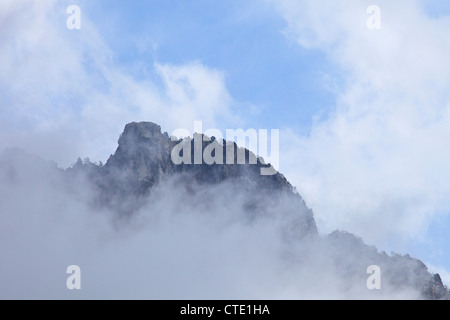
[274,0,450,252]
[0,149,425,299]
[0,0,235,168]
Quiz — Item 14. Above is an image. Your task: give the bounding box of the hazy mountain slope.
[1,122,448,299]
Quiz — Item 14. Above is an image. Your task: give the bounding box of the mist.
[0,148,426,299]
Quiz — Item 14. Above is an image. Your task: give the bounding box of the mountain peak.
[118,121,165,146]
[95,121,318,237]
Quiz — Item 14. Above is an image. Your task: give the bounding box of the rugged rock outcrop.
[73,121,317,238]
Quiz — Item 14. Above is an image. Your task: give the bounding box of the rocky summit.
[68,121,318,238]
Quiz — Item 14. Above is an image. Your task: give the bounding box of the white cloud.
[0,151,423,299]
[0,0,235,167]
[156,62,234,129]
[273,0,450,251]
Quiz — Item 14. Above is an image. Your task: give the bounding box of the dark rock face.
[104,121,291,190]
[90,122,317,237]
[106,122,175,182]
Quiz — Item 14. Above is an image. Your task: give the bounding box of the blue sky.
[84,0,337,133]
[1,0,450,284]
